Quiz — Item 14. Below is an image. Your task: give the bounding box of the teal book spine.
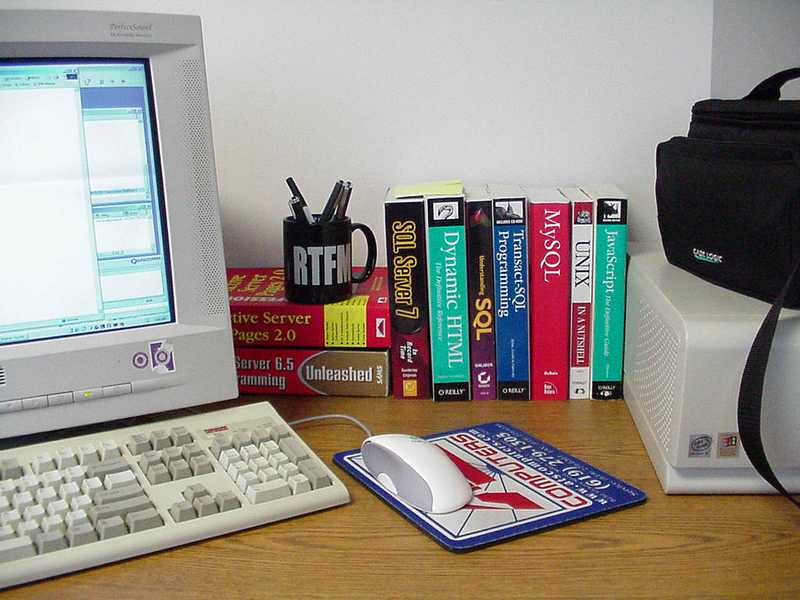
[591,197,628,399]
[426,195,471,400]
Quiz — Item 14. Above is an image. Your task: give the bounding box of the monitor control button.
[74,388,103,403]
[48,392,74,407]
[21,396,48,410]
[102,384,132,398]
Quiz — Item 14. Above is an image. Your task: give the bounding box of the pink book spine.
[530,200,571,400]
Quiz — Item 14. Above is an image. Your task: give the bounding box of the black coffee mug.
[283,216,377,304]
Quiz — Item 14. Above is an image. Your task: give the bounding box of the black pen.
[320,180,343,223]
[288,196,313,224]
[336,181,352,219]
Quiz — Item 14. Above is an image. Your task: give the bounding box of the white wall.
[2,0,717,266]
[712,0,800,99]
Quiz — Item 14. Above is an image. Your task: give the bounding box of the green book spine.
[426,195,471,400]
[591,197,628,399]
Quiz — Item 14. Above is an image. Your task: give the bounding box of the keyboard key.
[65,509,89,529]
[94,483,143,506]
[227,461,249,481]
[250,427,271,446]
[278,463,299,481]
[192,495,218,517]
[17,520,40,538]
[63,465,87,486]
[268,424,291,442]
[209,434,233,459]
[97,516,127,540]
[99,440,122,461]
[81,477,103,499]
[232,431,251,451]
[58,481,81,503]
[169,501,196,523]
[170,426,193,446]
[32,452,56,474]
[12,491,35,512]
[246,480,290,504]
[169,460,192,481]
[257,467,280,483]
[297,460,332,489]
[248,456,270,473]
[86,459,130,481]
[189,455,214,476]
[16,475,40,494]
[23,504,46,525]
[126,507,163,533]
[268,452,290,470]
[104,470,136,490]
[146,464,171,485]
[149,430,172,450]
[0,459,22,481]
[41,514,65,533]
[88,495,153,527]
[35,530,68,554]
[0,524,14,542]
[239,444,260,463]
[1,510,21,528]
[138,451,162,472]
[0,479,16,501]
[35,486,57,509]
[279,438,310,463]
[259,441,280,458]
[70,495,92,512]
[181,443,205,463]
[214,491,240,512]
[127,433,151,455]
[288,474,312,495]
[182,484,210,503]
[0,497,8,513]
[46,499,69,519]
[67,522,98,547]
[78,444,100,466]
[40,470,64,488]
[0,535,36,563]
[160,447,183,466]
[55,447,79,470]
[236,471,258,493]
[218,448,240,470]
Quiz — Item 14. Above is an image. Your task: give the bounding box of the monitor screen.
[0,59,173,346]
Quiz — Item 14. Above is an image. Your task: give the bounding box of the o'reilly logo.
[693,248,723,264]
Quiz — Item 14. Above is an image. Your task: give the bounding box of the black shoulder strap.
[744,67,800,100]
[737,256,800,509]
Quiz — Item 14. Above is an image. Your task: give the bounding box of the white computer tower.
[624,247,800,493]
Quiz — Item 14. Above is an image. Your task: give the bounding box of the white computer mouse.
[361,434,473,514]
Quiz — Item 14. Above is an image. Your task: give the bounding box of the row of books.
[226,267,391,397]
[385,181,628,401]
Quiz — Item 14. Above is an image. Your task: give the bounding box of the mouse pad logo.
[334,422,646,551]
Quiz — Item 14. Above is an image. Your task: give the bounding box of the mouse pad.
[333,422,646,551]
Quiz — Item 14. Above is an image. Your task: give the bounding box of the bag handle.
[744,67,800,101]
[737,255,800,509]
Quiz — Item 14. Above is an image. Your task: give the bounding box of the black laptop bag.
[656,68,800,508]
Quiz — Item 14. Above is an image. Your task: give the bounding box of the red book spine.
[235,347,389,396]
[227,267,389,348]
[529,200,571,400]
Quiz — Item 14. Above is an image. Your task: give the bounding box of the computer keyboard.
[0,401,350,588]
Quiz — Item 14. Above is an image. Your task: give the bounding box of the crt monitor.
[0,10,238,439]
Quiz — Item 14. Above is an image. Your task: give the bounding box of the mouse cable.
[287,414,373,438]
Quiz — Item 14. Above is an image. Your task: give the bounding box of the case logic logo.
[693,248,723,264]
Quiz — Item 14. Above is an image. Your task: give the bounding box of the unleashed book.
[582,184,628,400]
[526,187,571,401]
[490,184,530,400]
[227,267,389,349]
[560,187,595,400]
[426,189,471,401]
[465,185,496,400]
[385,181,461,399]
[236,347,389,397]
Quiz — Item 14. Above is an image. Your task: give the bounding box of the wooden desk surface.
[11,397,799,599]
